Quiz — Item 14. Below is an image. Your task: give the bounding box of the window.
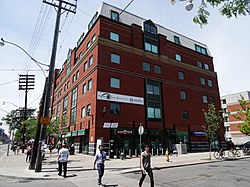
[89,56,93,66]
[84,62,88,72]
[88,79,92,90]
[110,32,119,42]
[180,91,187,100]
[143,62,150,72]
[200,77,206,85]
[178,71,185,80]
[76,71,79,80]
[82,83,87,94]
[71,87,78,107]
[92,34,96,42]
[111,53,120,64]
[79,52,83,59]
[111,10,119,21]
[66,63,70,76]
[81,107,86,118]
[174,36,180,45]
[56,102,61,117]
[72,75,76,83]
[154,65,161,74]
[208,79,213,87]
[202,95,208,103]
[182,111,189,120]
[87,41,90,49]
[70,107,76,125]
[110,102,120,114]
[146,79,161,121]
[143,20,158,54]
[86,104,91,116]
[110,77,120,88]
[210,96,215,104]
[195,44,208,55]
[204,63,210,70]
[197,61,203,68]
[175,54,182,61]
[222,99,226,104]
[63,96,68,112]
[88,12,98,30]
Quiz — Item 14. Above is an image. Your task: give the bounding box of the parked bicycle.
[214,149,225,159]
[228,148,241,157]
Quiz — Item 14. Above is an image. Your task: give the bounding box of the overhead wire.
[0,80,19,87]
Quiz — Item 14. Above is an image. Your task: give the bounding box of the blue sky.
[0,0,249,133]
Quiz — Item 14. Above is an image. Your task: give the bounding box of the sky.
[0,0,250,134]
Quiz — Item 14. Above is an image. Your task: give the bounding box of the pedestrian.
[58,143,69,178]
[139,145,154,187]
[93,145,107,185]
[26,144,32,162]
[49,143,54,156]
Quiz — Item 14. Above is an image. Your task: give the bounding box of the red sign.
[117,130,133,135]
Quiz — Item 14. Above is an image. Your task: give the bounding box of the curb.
[0,173,63,180]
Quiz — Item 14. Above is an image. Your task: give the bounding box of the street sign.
[40,117,51,125]
[138,125,144,135]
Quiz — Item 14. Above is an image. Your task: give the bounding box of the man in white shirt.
[58,143,69,178]
[93,145,106,185]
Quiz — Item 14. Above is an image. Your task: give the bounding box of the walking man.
[139,145,154,187]
[93,145,106,185]
[58,143,69,178]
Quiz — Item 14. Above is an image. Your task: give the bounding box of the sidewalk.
[0,149,249,186]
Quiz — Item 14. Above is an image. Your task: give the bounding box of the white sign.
[138,126,144,135]
[97,91,144,105]
[103,122,119,128]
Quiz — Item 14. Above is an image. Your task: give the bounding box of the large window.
[89,56,93,66]
[84,62,88,72]
[143,20,158,54]
[70,107,76,125]
[178,71,185,80]
[200,77,206,85]
[174,36,181,45]
[204,63,210,70]
[71,87,78,107]
[56,102,61,117]
[208,79,213,87]
[111,10,119,21]
[210,96,215,104]
[180,91,187,100]
[197,61,203,68]
[88,79,92,91]
[63,95,68,112]
[202,95,208,103]
[143,62,150,72]
[146,79,161,121]
[111,53,120,64]
[110,77,120,88]
[82,83,87,94]
[110,32,120,42]
[81,107,86,118]
[195,44,208,55]
[110,102,120,114]
[154,65,161,74]
[175,54,182,61]
[66,63,70,76]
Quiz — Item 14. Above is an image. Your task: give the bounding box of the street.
[0,155,249,187]
[126,158,250,187]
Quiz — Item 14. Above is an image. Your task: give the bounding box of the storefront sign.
[103,122,118,128]
[117,130,133,135]
[97,91,144,105]
[191,131,206,136]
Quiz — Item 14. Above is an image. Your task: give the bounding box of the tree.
[202,104,223,159]
[171,0,250,26]
[232,95,250,135]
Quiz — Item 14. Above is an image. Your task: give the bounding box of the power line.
[0,69,48,72]
[0,80,19,86]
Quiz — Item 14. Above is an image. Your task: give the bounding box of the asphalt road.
[126,157,250,187]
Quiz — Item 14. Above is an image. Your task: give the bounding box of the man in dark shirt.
[139,145,154,187]
[227,139,235,150]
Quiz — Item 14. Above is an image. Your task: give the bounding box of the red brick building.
[221,91,250,145]
[51,3,224,155]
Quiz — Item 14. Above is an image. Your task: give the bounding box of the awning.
[72,130,78,137]
[78,129,85,136]
[64,132,72,137]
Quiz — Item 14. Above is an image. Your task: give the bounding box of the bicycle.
[228,148,241,157]
[214,149,225,159]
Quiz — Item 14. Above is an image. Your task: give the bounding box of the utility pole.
[35,0,76,172]
[19,74,35,153]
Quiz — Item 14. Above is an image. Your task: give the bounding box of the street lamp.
[185,0,194,11]
[3,101,19,108]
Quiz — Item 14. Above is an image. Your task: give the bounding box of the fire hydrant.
[165,148,169,162]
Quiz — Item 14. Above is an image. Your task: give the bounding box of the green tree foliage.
[203,104,223,159]
[171,0,250,26]
[232,95,250,135]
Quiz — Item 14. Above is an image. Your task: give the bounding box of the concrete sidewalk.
[0,150,249,186]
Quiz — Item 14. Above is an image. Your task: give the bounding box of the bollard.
[156,148,159,156]
[135,149,138,157]
[152,148,154,156]
[161,148,164,155]
[165,148,169,162]
[129,149,131,157]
